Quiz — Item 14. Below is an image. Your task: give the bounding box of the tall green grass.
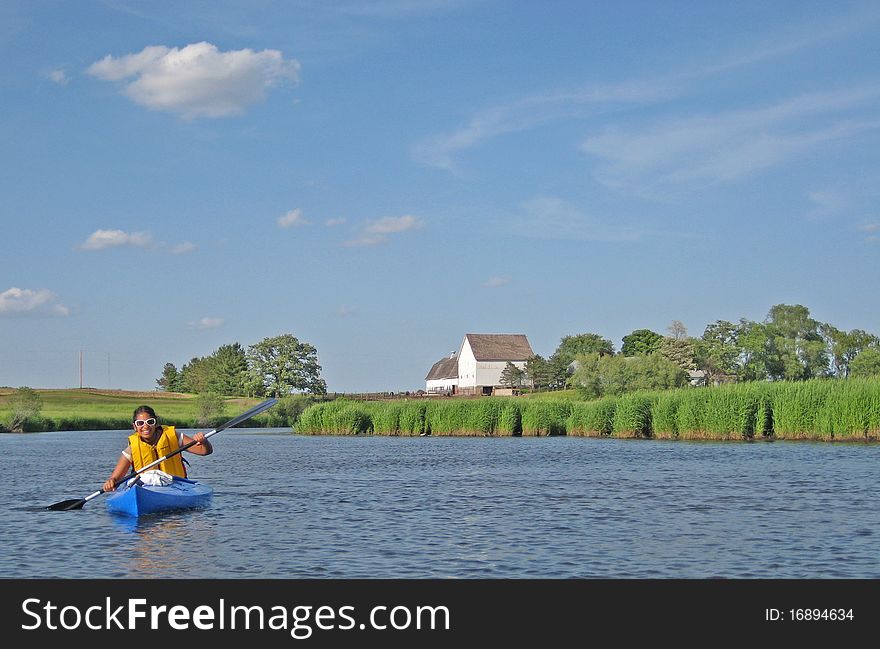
[520,400,571,436]
[568,397,616,436]
[611,393,656,438]
[292,378,880,441]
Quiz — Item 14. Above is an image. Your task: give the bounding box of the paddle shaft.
[55,397,278,508]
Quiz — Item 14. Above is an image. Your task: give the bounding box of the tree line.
[157,333,327,397]
[499,304,880,399]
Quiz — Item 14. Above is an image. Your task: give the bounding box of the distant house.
[456,333,534,396]
[425,352,459,395]
[688,369,708,387]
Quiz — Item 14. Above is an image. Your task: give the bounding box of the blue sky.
[1,0,879,393]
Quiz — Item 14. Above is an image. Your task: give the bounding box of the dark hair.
[132,405,158,421]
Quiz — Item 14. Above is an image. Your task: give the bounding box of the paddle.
[46,397,278,511]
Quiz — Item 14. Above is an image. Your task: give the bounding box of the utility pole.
[80,350,83,389]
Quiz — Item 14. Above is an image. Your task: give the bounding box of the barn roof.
[425,355,458,380]
[464,333,534,361]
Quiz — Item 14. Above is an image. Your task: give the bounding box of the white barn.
[424,352,459,394]
[456,333,534,395]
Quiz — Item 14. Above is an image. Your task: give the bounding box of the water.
[1,430,878,578]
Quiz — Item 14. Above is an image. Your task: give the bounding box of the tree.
[571,352,687,398]
[247,333,327,396]
[499,361,525,388]
[570,352,604,399]
[694,320,739,382]
[206,343,249,395]
[735,319,777,381]
[179,356,215,394]
[551,333,614,364]
[621,329,662,356]
[524,355,552,390]
[659,336,696,371]
[549,332,614,389]
[156,363,183,392]
[8,386,42,432]
[851,348,880,378]
[822,326,879,378]
[667,320,689,341]
[194,392,226,426]
[764,304,829,380]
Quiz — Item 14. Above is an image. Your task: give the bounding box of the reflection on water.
[2,431,879,578]
[108,512,215,576]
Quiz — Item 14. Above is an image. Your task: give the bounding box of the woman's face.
[133,412,158,440]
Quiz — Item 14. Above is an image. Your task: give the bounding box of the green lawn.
[0,388,262,430]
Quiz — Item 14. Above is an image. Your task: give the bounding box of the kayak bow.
[105,475,212,517]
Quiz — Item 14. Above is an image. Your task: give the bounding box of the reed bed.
[567,397,616,437]
[293,378,880,441]
[611,393,656,438]
[519,400,571,436]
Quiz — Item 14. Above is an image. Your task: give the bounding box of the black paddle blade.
[46,498,86,511]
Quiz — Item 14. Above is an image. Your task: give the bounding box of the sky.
[1,0,879,393]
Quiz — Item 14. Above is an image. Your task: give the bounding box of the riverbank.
[0,388,286,431]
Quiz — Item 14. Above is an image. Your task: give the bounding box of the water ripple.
[1,433,878,578]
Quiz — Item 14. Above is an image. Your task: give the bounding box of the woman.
[103,405,213,493]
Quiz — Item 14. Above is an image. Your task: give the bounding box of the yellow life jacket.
[128,425,187,477]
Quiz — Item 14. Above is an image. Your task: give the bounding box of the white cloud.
[325,217,347,227]
[79,229,153,251]
[337,305,356,317]
[188,317,224,330]
[0,287,69,317]
[87,42,300,119]
[483,276,510,288]
[343,215,422,247]
[278,208,309,228]
[78,230,195,253]
[47,69,68,85]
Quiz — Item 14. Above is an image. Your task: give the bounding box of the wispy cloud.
[507,196,647,243]
[859,222,880,243]
[0,287,69,317]
[413,7,880,174]
[483,276,510,288]
[188,317,224,330]
[169,241,196,254]
[337,305,356,317]
[87,42,300,119]
[79,229,153,251]
[343,215,422,247]
[47,69,69,85]
[278,208,309,228]
[805,189,851,221]
[581,87,880,197]
[413,80,675,171]
[325,217,347,227]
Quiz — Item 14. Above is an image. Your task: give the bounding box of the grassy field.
[0,388,268,431]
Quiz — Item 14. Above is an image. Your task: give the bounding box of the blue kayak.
[106,475,212,517]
